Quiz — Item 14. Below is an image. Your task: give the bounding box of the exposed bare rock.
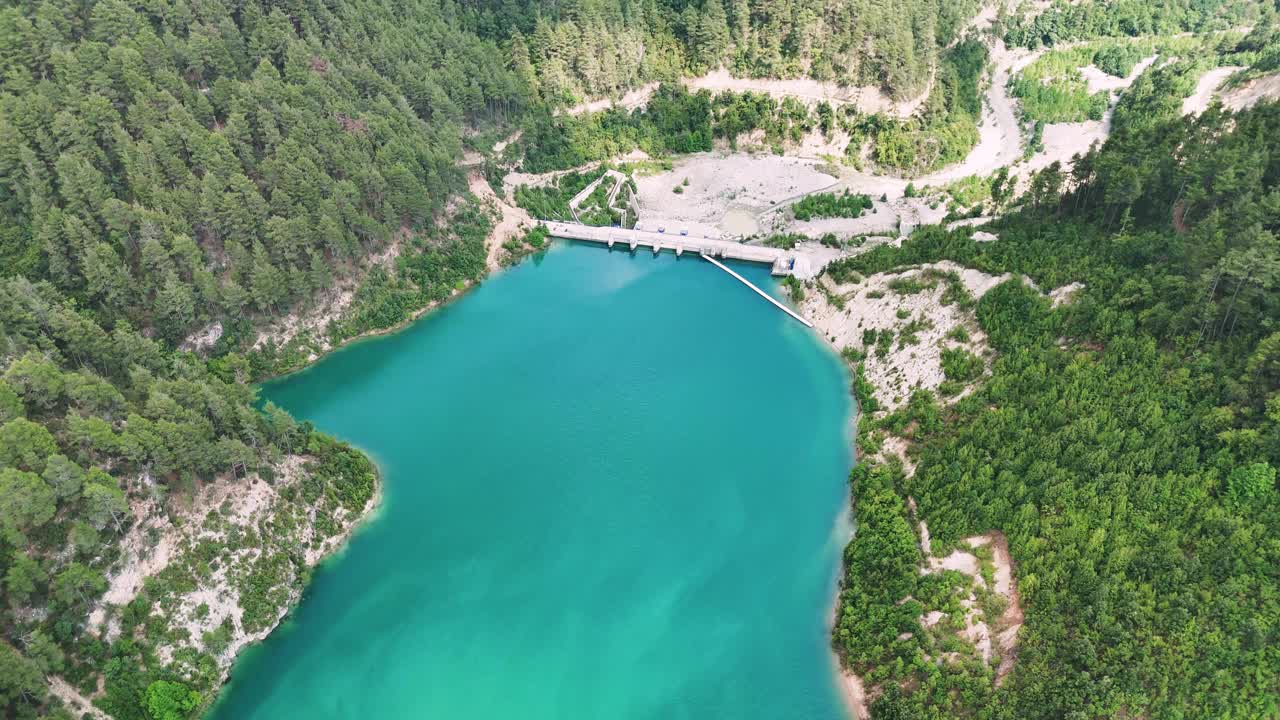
[1050,281,1085,307]
[85,456,377,690]
[1221,71,1280,112]
[179,321,223,353]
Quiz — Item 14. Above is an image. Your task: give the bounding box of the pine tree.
[728,0,750,45]
[81,242,133,317]
[249,243,288,311]
[220,278,250,318]
[308,250,333,293]
[693,0,732,70]
[0,467,57,541]
[155,272,196,343]
[510,33,541,97]
[41,454,84,500]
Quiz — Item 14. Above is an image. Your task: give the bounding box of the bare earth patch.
[930,545,983,578]
[1221,71,1280,112]
[468,170,535,271]
[179,320,224,353]
[561,70,931,120]
[839,669,870,720]
[923,39,1028,184]
[792,212,901,239]
[793,126,854,159]
[947,216,995,231]
[986,532,1025,685]
[1183,66,1244,115]
[633,153,837,237]
[48,675,109,720]
[250,277,360,358]
[1024,116,1108,174]
[633,153,959,244]
[560,82,660,116]
[87,476,177,632]
[503,163,601,193]
[868,370,1027,686]
[492,129,522,154]
[1019,56,1156,183]
[685,70,932,118]
[1079,56,1156,94]
[914,522,1023,678]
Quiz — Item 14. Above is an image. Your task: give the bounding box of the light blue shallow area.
[208,241,853,720]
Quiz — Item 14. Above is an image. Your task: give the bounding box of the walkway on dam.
[699,254,814,328]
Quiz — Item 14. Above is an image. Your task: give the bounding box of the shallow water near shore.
[208,241,853,720]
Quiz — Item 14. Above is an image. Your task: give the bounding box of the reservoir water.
[208,241,853,720]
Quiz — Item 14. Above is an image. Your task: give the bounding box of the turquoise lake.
[208,241,854,719]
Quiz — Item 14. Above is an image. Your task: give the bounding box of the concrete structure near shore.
[540,221,816,278]
[542,220,817,327]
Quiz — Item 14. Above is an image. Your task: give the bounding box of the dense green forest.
[1229,19,1280,82]
[830,78,1280,718]
[466,0,981,103]
[517,84,715,171]
[0,0,522,354]
[1000,0,1265,49]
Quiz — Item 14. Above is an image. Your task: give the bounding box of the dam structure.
[541,220,816,327]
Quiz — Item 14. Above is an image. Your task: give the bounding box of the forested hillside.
[515,36,988,175]
[0,0,526,352]
[468,0,981,103]
[831,82,1280,718]
[0,0,517,717]
[2,0,1278,718]
[1000,0,1265,49]
[0,275,378,720]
